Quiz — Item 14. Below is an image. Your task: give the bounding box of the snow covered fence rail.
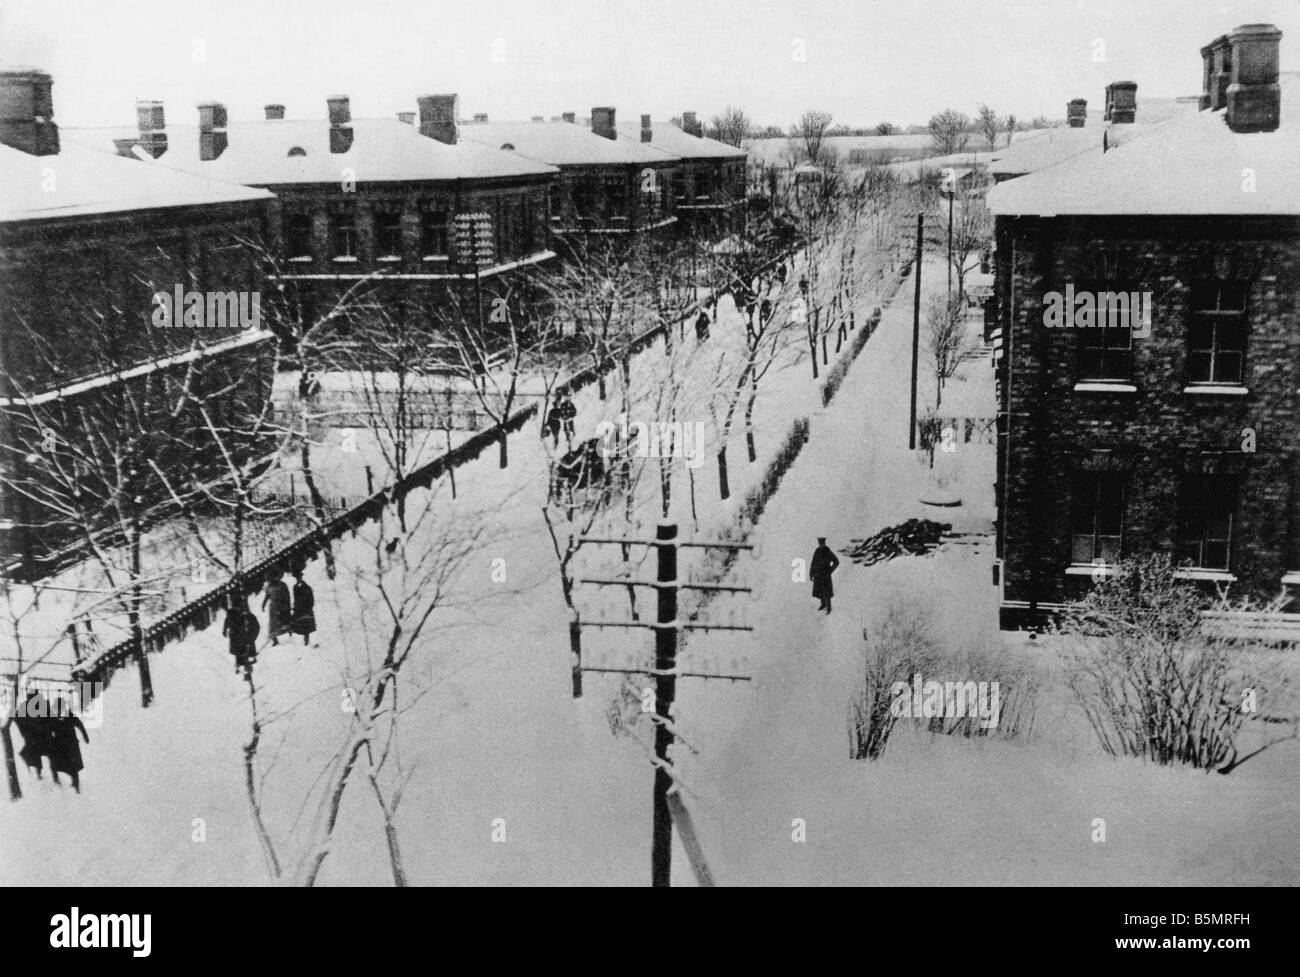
[67,254,806,693]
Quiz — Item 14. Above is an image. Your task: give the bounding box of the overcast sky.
[3,0,1298,129]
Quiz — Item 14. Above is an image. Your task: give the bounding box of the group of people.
[544,393,577,447]
[13,692,90,792]
[223,570,316,674]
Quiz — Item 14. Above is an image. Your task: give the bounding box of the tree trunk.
[497,425,508,469]
[445,429,457,499]
[745,391,758,463]
[716,446,730,501]
[2,719,20,801]
[131,520,154,708]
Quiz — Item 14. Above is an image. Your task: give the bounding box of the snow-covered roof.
[987,74,1300,217]
[459,119,667,166]
[0,141,272,223]
[987,126,1106,177]
[615,122,746,160]
[61,118,558,187]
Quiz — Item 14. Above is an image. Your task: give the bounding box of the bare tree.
[708,105,751,147]
[977,104,1004,150]
[923,292,974,409]
[927,109,971,156]
[790,110,834,166]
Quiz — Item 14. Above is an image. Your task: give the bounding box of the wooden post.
[651,522,678,888]
[667,792,714,887]
[909,213,923,450]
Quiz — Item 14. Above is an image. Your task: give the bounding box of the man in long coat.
[810,537,840,614]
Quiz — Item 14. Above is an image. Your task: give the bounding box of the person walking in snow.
[47,709,89,793]
[14,690,52,780]
[554,393,577,445]
[810,537,840,614]
[262,574,292,645]
[223,593,260,673]
[291,572,317,647]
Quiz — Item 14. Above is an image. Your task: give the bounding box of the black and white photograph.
[0,0,1296,912]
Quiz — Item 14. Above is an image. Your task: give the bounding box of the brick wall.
[995,214,1300,621]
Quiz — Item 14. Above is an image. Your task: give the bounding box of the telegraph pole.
[650,522,677,887]
[577,522,754,886]
[909,213,923,450]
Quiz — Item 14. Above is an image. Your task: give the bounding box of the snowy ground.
[3,252,1297,887]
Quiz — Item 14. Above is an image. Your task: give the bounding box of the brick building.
[459,109,678,240]
[0,67,275,572]
[986,25,1300,627]
[64,94,559,316]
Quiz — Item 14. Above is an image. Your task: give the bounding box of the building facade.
[986,24,1300,627]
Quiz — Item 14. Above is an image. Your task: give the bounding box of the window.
[695,170,712,200]
[284,212,312,259]
[1076,282,1135,382]
[1178,474,1235,570]
[420,208,448,257]
[1188,279,1247,385]
[574,179,598,218]
[1071,472,1125,564]
[605,177,627,221]
[374,209,403,259]
[331,206,358,260]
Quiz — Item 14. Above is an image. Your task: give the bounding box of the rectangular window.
[1071,472,1125,564]
[420,208,448,257]
[1178,474,1235,570]
[605,177,627,221]
[284,212,313,260]
[1076,280,1136,382]
[332,207,358,260]
[374,210,403,259]
[1188,279,1247,385]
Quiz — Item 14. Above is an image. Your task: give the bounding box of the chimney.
[561,111,575,124]
[0,67,59,156]
[1225,24,1282,133]
[1066,98,1087,127]
[1200,34,1233,111]
[473,112,489,123]
[197,100,227,161]
[264,103,285,120]
[136,98,167,158]
[417,93,458,144]
[325,95,353,152]
[591,106,616,140]
[640,113,652,142]
[397,111,415,124]
[682,110,701,136]
[326,95,351,126]
[1105,81,1137,124]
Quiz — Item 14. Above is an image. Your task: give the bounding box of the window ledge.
[1281,572,1300,586]
[1183,384,1248,396]
[287,256,314,263]
[1073,382,1137,394]
[377,256,401,263]
[1173,568,1237,583]
[332,256,359,263]
[421,255,449,262]
[1065,564,1120,578]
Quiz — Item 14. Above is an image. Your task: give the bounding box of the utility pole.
[909,213,923,450]
[577,522,754,886]
[947,187,954,298]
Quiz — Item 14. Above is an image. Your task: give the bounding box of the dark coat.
[47,714,88,776]
[292,580,317,636]
[263,580,292,637]
[14,694,51,770]
[810,545,840,600]
[223,606,260,664]
[695,312,711,341]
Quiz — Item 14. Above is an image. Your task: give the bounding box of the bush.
[849,602,940,760]
[1057,553,1295,774]
[738,416,809,526]
[925,641,1041,741]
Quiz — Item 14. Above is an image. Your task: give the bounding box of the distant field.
[745,130,1049,167]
